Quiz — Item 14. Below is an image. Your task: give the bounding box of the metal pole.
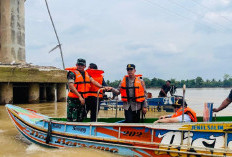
[44,0,65,70]
[115,99,118,118]
[96,88,105,122]
[182,84,186,122]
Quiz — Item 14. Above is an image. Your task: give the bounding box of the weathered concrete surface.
[0,0,25,64]
[0,83,13,104]
[47,84,56,102]
[57,83,66,102]
[40,86,47,102]
[0,65,67,83]
[28,83,39,103]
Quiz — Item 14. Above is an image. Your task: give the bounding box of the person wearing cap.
[111,64,148,123]
[154,99,197,123]
[213,89,232,113]
[158,80,172,97]
[65,59,111,122]
[85,63,108,122]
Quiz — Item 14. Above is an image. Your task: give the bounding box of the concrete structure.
[0,0,67,105]
[0,0,25,64]
[0,65,67,104]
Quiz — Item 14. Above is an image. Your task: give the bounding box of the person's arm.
[90,77,103,88]
[213,98,232,112]
[140,79,148,114]
[110,81,122,96]
[67,72,85,105]
[159,115,171,119]
[90,77,112,91]
[155,114,191,123]
[68,83,85,105]
[155,117,179,123]
[161,89,167,97]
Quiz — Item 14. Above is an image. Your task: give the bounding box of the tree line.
[106,74,232,88]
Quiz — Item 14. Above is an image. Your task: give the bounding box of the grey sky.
[25,0,232,81]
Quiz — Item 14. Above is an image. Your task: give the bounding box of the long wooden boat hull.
[6,104,232,157]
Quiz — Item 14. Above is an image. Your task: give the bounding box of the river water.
[0,88,231,157]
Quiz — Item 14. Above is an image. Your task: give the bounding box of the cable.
[44,0,65,70]
[190,0,232,24]
[143,0,191,21]
[142,0,225,32]
[167,0,232,31]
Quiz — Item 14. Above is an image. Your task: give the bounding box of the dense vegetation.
[106,74,232,88]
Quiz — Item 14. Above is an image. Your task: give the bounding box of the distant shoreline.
[147,87,232,89]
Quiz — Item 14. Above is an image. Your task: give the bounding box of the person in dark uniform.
[213,89,232,113]
[158,80,171,97]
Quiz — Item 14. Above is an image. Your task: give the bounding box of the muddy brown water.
[0,88,231,156]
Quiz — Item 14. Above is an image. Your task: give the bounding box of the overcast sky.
[25,0,232,81]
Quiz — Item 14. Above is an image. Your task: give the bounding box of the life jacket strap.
[121,86,139,89]
[74,81,91,85]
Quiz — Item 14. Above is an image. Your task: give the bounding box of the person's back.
[159,80,171,97]
[85,63,107,122]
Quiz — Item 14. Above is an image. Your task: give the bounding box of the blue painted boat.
[6,104,232,157]
[101,97,175,106]
[101,97,175,112]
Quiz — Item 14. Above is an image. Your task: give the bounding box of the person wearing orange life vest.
[154,99,197,123]
[112,64,148,123]
[66,58,110,122]
[85,63,108,122]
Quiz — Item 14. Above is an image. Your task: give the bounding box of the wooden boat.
[6,104,232,157]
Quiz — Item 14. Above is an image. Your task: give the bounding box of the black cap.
[89,63,98,69]
[172,99,187,108]
[167,80,171,83]
[77,58,86,66]
[126,64,135,70]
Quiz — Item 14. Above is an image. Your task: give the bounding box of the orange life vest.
[120,75,145,102]
[86,69,104,98]
[171,107,197,122]
[66,67,91,98]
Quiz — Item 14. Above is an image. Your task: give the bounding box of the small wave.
[15,134,31,145]
[0,130,5,133]
[26,144,46,153]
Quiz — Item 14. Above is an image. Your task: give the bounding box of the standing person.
[66,58,105,122]
[112,64,147,123]
[158,80,172,97]
[213,89,232,113]
[154,99,197,123]
[85,63,107,122]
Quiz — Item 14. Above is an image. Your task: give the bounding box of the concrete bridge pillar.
[28,83,39,104]
[47,84,56,102]
[0,83,13,104]
[0,0,25,64]
[57,83,66,102]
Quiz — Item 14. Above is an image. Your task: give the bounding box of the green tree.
[224,74,231,80]
[195,77,204,87]
[143,77,151,88]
